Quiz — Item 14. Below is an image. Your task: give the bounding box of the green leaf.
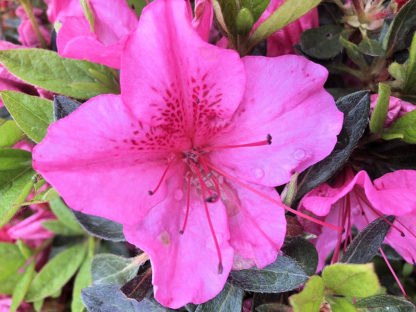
[49,198,84,233]
[249,0,321,48]
[33,299,44,312]
[72,254,93,312]
[42,220,84,236]
[339,37,368,70]
[326,296,357,312]
[404,32,416,93]
[289,276,325,312]
[1,91,54,143]
[10,261,36,312]
[300,25,343,59]
[196,283,243,312]
[0,149,35,228]
[388,62,406,83]
[255,303,292,312]
[80,0,95,32]
[322,263,379,297]
[383,0,416,54]
[296,91,370,200]
[72,210,125,242]
[0,49,120,100]
[229,255,308,293]
[126,0,150,18]
[16,239,34,260]
[0,120,24,148]
[341,216,395,264]
[217,0,238,40]
[0,242,26,280]
[355,295,415,312]
[282,237,318,276]
[91,254,141,285]
[26,243,87,302]
[240,0,271,22]
[358,37,385,56]
[369,83,391,133]
[382,109,416,143]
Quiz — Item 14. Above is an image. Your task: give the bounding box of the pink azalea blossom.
[256,0,318,56]
[300,168,416,271]
[56,0,138,69]
[15,6,51,48]
[192,0,213,41]
[33,0,342,307]
[370,94,415,128]
[43,0,82,24]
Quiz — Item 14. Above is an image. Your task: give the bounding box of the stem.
[18,0,48,49]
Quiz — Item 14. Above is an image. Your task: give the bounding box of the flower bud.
[236,7,254,36]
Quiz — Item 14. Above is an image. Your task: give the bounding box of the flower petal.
[121,0,245,131]
[386,215,416,264]
[209,55,343,187]
[33,94,172,226]
[123,173,233,308]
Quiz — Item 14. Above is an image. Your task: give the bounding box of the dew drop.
[174,189,183,201]
[254,168,264,179]
[294,149,306,161]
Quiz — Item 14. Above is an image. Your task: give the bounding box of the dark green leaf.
[72,210,125,242]
[322,263,379,297]
[0,49,120,100]
[341,216,394,264]
[121,270,153,302]
[92,254,141,286]
[126,0,150,18]
[358,37,385,56]
[229,255,308,293]
[255,303,292,312]
[383,0,416,54]
[196,283,244,312]
[217,0,238,39]
[282,237,318,276]
[300,25,343,59]
[340,37,369,70]
[355,295,415,312]
[53,95,82,121]
[289,276,324,312]
[1,91,54,143]
[82,284,168,312]
[296,91,370,199]
[0,120,24,148]
[0,149,35,228]
[26,243,87,302]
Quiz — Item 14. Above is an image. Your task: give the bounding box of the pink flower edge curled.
[300,168,416,271]
[33,0,343,308]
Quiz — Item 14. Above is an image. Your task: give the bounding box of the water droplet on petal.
[254,168,264,179]
[294,149,306,161]
[174,189,183,201]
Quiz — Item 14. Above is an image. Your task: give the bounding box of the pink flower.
[15,6,51,48]
[300,168,416,271]
[192,0,213,41]
[33,0,342,307]
[56,0,139,69]
[44,0,82,24]
[370,94,415,128]
[257,0,318,56]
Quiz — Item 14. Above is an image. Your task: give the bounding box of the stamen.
[202,134,272,152]
[379,247,407,298]
[148,160,172,195]
[179,176,192,235]
[199,174,223,274]
[189,161,215,200]
[353,189,405,237]
[206,162,342,232]
[194,152,222,203]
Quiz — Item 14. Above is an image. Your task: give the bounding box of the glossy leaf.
[26,243,87,302]
[322,263,379,297]
[92,254,141,286]
[195,283,244,312]
[289,276,324,312]
[296,91,370,199]
[341,216,394,264]
[229,255,308,293]
[0,49,120,100]
[355,295,415,312]
[72,210,125,242]
[282,237,318,276]
[382,109,416,143]
[300,25,343,59]
[1,91,54,143]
